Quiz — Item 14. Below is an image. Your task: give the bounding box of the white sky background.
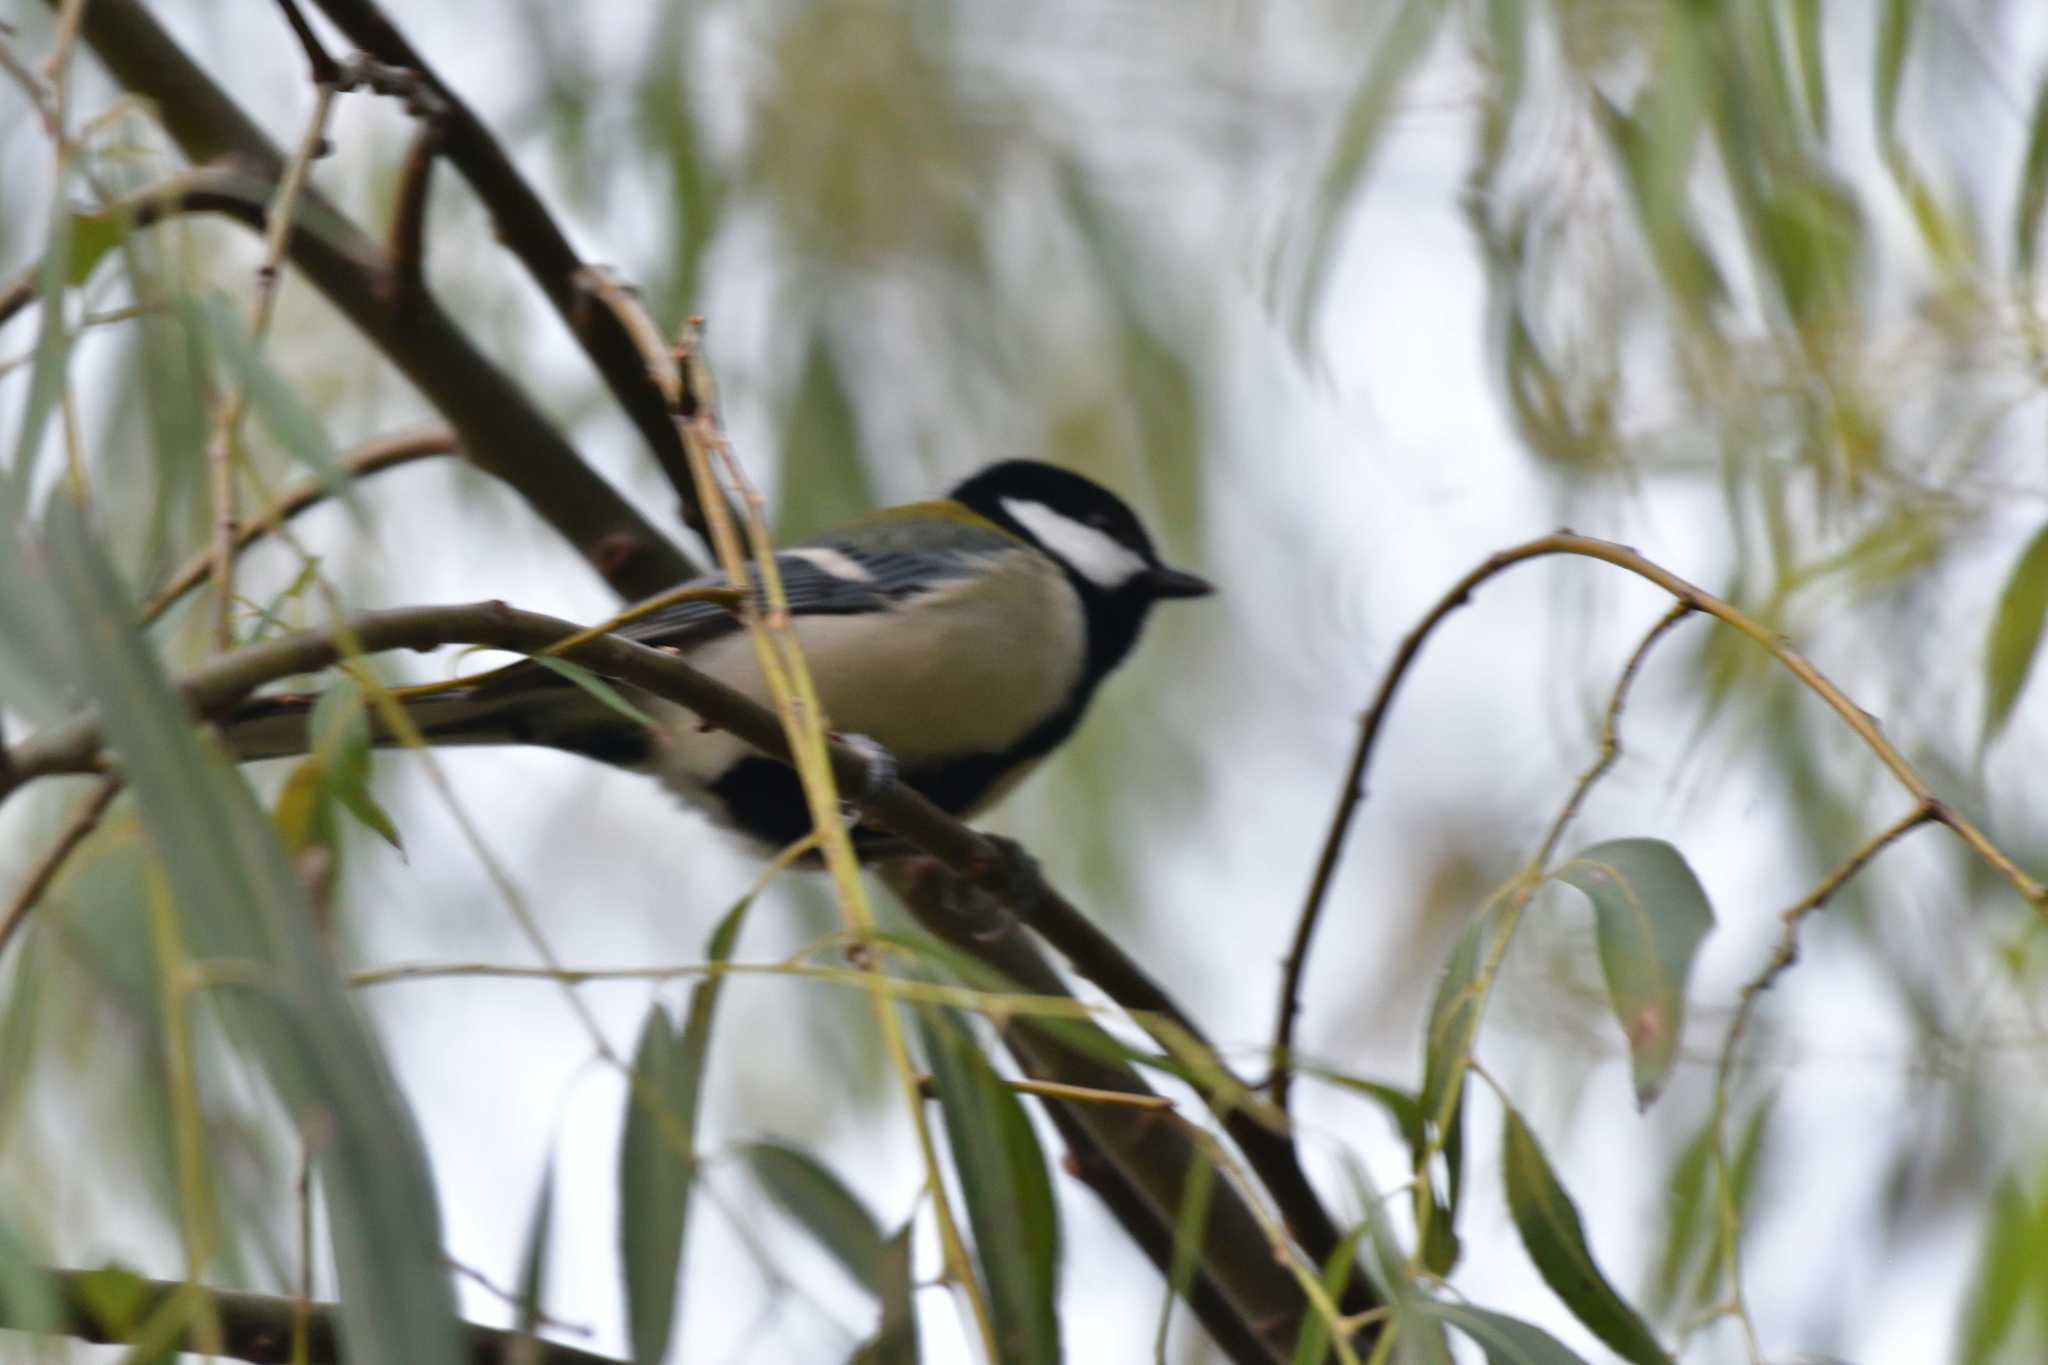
[8,2,2048,1362]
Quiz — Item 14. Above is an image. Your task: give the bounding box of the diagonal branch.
[36,0,697,597]
[307,0,716,538]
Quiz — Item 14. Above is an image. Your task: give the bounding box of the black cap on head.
[949,460,1214,603]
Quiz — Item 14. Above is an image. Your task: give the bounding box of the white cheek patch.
[785,546,875,582]
[1000,497,1148,588]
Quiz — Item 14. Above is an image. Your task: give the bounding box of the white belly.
[647,551,1085,799]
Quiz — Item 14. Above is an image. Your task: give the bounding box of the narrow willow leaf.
[515,1159,556,1337]
[1321,1074,1424,1151]
[1692,1100,1774,1309]
[746,1142,885,1296]
[618,891,751,1364]
[1282,0,1450,349]
[36,502,462,1365]
[1502,1108,1670,1365]
[532,656,659,728]
[917,1008,1062,1365]
[1553,839,1715,1108]
[619,1006,687,1365]
[2018,82,2048,279]
[7,173,74,512]
[310,679,386,845]
[1414,1302,1589,1365]
[1957,1177,2048,1362]
[850,1222,920,1365]
[1983,522,2048,742]
[1874,0,1917,152]
[189,294,355,515]
[1158,1144,1216,1357]
[1651,1115,1713,1316]
[1791,0,1827,137]
[0,1220,58,1335]
[1421,900,1510,1122]
[1290,1230,1361,1365]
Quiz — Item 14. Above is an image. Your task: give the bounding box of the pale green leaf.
[1553,839,1715,1108]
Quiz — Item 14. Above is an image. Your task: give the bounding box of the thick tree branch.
[0,1267,626,1365]
[307,0,715,537]
[36,0,697,597]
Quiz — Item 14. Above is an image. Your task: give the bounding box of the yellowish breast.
[648,550,1086,792]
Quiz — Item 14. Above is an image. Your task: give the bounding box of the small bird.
[227,460,1213,853]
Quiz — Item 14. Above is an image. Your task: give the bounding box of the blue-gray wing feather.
[617,526,1019,650]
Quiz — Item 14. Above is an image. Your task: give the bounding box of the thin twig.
[270,0,341,86]
[384,118,443,301]
[1532,602,1694,869]
[1270,533,2047,1120]
[0,777,120,962]
[201,72,342,650]
[918,1071,1175,1111]
[1706,805,1936,1361]
[142,426,455,623]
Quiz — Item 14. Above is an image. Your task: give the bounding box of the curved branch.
[5,1266,626,1365]
[307,0,715,538]
[1270,532,2048,1116]
[141,425,457,623]
[33,0,698,597]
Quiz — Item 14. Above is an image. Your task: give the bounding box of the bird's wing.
[616,512,1024,652]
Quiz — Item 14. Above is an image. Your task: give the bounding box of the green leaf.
[850,1222,920,1365]
[1553,839,1715,1108]
[0,1220,59,1335]
[1421,900,1512,1123]
[1157,1144,1216,1357]
[1957,1176,2048,1362]
[514,1158,556,1338]
[7,174,75,520]
[311,682,403,852]
[2018,82,2048,280]
[1414,1302,1589,1365]
[66,212,131,287]
[1983,522,2048,742]
[1279,0,1450,350]
[1691,1100,1773,1310]
[33,501,462,1365]
[1874,0,1917,155]
[532,656,660,729]
[1790,0,1827,137]
[618,891,752,1365]
[188,294,356,516]
[745,1142,885,1296]
[619,1006,688,1365]
[1290,1229,1362,1365]
[1502,1108,1670,1365]
[917,1008,1062,1365]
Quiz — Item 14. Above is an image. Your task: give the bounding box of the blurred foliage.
[7,0,2048,1361]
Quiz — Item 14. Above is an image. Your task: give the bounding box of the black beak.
[1146,564,1215,600]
